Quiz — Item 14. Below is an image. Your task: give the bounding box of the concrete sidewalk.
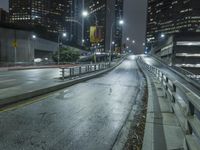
[138,62,185,150]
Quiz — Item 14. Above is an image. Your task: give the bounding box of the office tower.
[9,0,83,45]
[146,0,200,46]
[84,0,116,52]
[0,8,9,23]
[115,0,124,53]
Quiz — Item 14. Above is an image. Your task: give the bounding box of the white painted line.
[0,79,16,83]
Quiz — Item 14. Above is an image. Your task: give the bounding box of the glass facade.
[9,0,83,45]
[115,0,123,53]
[146,0,200,46]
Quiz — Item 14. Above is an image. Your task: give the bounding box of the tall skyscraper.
[146,0,200,46]
[84,0,107,52]
[84,0,122,52]
[0,8,9,23]
[9,0,83,45]
[115,0,124,53]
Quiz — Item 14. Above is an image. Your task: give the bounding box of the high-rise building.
[115,0,124,53]
[0,8,9,23]
[84,0,121,53]
[146,0,200,46]
[84,0,107,52]
[9,0,83,45]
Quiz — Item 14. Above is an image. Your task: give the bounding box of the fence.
[60,62,110,80]
[138,57,200,150]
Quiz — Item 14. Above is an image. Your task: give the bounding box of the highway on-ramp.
[0,55,144,150]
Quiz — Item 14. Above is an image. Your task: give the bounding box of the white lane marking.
[0,79,16,83]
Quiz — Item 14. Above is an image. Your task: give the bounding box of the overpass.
[0,55,199,150]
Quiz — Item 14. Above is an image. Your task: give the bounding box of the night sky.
[123,0,147,54]
[0,0,147,54]
[0,0,8,11]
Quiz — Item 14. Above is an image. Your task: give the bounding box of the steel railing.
[60,62,111,80]
[138,57,200,150]
[150,55,200,81]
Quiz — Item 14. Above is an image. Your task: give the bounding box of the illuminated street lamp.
[109,19,124,65]
[161,33,165,38]
[126,37,130,41]
[119,20,124,25]
[32,34,37,39]
[82,10,89,17]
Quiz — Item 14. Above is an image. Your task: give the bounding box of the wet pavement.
[0,68,60,90]
[0,55,144,150]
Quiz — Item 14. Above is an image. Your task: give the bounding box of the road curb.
[137,59,185,150]
[112,67,146,150]
[0,59,124,108]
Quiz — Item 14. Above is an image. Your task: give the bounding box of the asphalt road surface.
[0,68,60,90]
[0,55,144,150]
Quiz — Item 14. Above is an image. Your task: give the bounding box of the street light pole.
[82,11,98,64]
[82,0,85,46]
[109,22,115,66]
[109,20,124,66]
[57,34,60,65]
[57,33,67,65]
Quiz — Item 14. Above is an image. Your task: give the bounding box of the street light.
[132,40,135,44]
[82,10,98,63]
[126,37,130,41]
[82,10,89,17]
[109,19,124,66]
[112,41,115,45]
[57,32,67,65]
[161,33,165,38]
[62,33,67,37]
[32,34,37,39]
[82,10,98,25]
[119,20,124,25]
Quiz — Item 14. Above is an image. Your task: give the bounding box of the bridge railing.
[60,62,110,80]
[171,65,200,81]
[138,57,200,150]
[150,54,200,82]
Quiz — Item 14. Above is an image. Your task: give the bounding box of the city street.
[0,55,144,150]
[0,68,60,89]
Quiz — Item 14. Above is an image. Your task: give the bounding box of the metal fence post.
[62,68,65,80]
[94,65,96,71]
[79,66,82,74]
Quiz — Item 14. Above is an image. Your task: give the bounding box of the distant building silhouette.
[146,0,200,46]
[9,0,83,46]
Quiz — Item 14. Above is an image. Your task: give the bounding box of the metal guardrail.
[138,57,200,150]
[150,55,200,81]
[60,62,110,80]
[171,65,200,80]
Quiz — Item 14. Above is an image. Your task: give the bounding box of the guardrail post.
[99,64,100,70]
[90,65,92,71]
[69,68,72,77]
[94,65,96,71]
[79,66,82,74]
[70,67,74,76]
[61,68,65,80]
[86,66,88,72]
